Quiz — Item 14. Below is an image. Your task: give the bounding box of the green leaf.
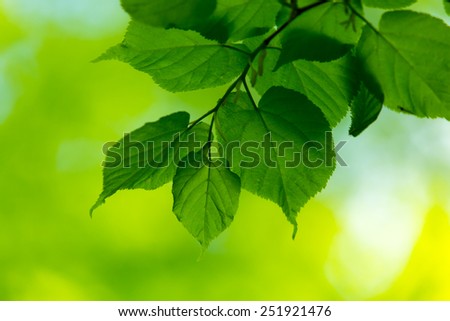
[350,0,364,12]
[276,2,361,66]
[275,2,291,27]
[256,50,359,127]
[349,83,383,137]
[96,21,249,92]
[91,112,209,215]
[362,0,416,9]
[120,0,216,29]
[120,0,281,43]
[357,11,450,120]
[197,0,282,42]
[445,0,450,15]
[172,150,241,247]
[216,87,335,234]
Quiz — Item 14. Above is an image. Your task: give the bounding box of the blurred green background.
[0,0,449,300]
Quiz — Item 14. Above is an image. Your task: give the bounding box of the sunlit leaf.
[172,150,241,247]
[276,2,361,66]
[93,0,450,247]
[120,0,216,29]
[91,112,209,214]
[216,87,335,234]
[357,10,450,120]
[256,50,359,127]
[362,0,416,9]
[197,0,281,42]
[96,21,249,92]
[349,83,383,137]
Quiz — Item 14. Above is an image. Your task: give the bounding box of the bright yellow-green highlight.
[0,0,449,300]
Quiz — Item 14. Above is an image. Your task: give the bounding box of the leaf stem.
[243,78,258,111]
[221,44,251,56]
[188,0,330,138]
[346,2,380,35]
[255,0,328,55]
[186,71,248,131]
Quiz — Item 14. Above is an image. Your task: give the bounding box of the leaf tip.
[91,56,103,64]
[272,59,285,72]
[349,127,362,137]
[91,51,111,64]
[197,247,208,261]
[91,45,122,63]
[89,196,105,218]
[291,222,298,240]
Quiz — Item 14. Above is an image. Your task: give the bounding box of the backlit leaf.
[276,2,361,66]
[91,112,209,214]
[362,0,416,9]
[216,87,335,234]
[197,0,281,42]
[96,21,249,92]
[256,50,359,127]
[120,0,216,29]
[349,83,383,137]
[357,11,450,120]
[172,150,241,247]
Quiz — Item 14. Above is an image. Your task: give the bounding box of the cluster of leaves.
[92,0,450,248]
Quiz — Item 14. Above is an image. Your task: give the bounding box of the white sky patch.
[409,118,450,168]
[0,0,128,38]
[321,108,449,299]
[325,167,428,299]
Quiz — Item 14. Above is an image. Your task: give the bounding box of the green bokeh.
[0,0,449,300]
